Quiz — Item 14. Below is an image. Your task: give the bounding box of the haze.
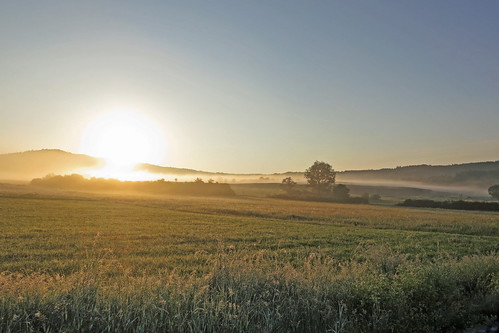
[1,1,498,173]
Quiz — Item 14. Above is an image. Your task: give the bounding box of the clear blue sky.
[1,1,498,173]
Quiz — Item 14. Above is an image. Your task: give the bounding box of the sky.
[0,1,498,173]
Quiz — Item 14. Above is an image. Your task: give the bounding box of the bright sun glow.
[80,109,166,180]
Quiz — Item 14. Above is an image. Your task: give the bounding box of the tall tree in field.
[488,185,499,201]
[304,161,336,194]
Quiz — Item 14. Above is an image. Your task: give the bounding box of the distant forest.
[337,161,499,187]
[1,150,498,189]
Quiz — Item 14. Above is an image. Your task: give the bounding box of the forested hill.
[338,161,499,187]
[1,149,498,188]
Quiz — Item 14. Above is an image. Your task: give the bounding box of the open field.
[0,186,498,332]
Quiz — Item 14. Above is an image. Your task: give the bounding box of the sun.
[80,109,166,170]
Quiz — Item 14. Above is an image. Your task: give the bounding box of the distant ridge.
[135,163,212,176]
[0,149,103,180]
[135,163,285,176]
[338,161,499,188]
[1,149,498,188]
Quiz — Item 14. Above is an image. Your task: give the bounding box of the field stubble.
[0,188,498,332]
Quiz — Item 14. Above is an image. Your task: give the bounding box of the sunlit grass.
[0,191,498,332]
[1,248,497,332]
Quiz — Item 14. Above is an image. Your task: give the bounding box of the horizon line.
[2,148,498,176]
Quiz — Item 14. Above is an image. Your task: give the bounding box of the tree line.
[30,174,235,196]
[280,162,499,206]
[399,199,499,212]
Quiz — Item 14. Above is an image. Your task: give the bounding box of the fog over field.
[1,149,496,199]
[1,2,498,331]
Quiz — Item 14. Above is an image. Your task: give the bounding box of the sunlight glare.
[80,109,167,179]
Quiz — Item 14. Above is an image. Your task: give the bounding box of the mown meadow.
[0,188,498,332]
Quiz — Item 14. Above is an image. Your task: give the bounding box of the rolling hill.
[338,162,499,188]
[0,149,103,181]
[1,150,498,192]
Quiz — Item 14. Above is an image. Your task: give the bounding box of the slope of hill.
[1,150,498,192]
[338,161,499,188]
[0,149,103,181]
[135,163,210,176]
[134,163,285,182]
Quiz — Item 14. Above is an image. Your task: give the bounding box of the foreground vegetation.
[1,251,497,332]
[0,188,498,332]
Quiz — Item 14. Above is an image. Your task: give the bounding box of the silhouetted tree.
[281,177,297,193]
[304,161,336,193]
[489,185,499,201]
[194,178,204,183]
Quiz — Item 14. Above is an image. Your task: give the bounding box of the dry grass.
[0,189,498,332]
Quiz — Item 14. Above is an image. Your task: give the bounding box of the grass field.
[0,187,498,332]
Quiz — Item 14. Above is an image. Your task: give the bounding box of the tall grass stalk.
[0,248,497,332]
